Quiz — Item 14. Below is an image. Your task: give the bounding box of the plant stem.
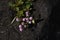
[11,17,16,24]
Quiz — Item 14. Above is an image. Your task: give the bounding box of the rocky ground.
[0,0,50,40]
[0,0,60,40]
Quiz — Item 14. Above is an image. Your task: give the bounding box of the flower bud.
[25,11,29,16]
[29,17,33,20]
[22,18,25,21]
[32,20,35,24]
[16,18,19,22]
[26,20,29,23]
[19,25,23,32]
[19,25,22,28]
[25,18,29,21]
[21,22,24,25]
[24,25,27,28]
[28,21,31,24]
[19,28,23,32]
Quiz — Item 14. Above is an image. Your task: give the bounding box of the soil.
[0,0,59,40]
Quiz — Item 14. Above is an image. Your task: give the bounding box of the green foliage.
[9,2,15,7]
[15,0,24,6]
[9,0,32,18]
[15,7,19,11]
[16,10,24,17]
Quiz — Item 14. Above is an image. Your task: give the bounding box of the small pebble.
[0,31,5,33]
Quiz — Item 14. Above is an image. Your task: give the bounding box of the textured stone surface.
[0,0,59,40]
[1,0,48,40]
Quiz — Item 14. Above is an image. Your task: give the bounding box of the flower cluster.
[16,11,35,31]
[9,0,35,32]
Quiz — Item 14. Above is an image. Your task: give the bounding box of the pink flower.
[29,17,33,20]
[19,28,23,32]
[28,21,31,24]
[19,25,23,32]
[19,25,22,28]
[25,18,29,21]
[16,18,19,22]
[22,18,25,21]
[25,11,29,16]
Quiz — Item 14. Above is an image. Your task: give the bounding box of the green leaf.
[9,2,16,7]
[16,10,24,17]
[26,4,31,9]
[16,0,24,6]
[15,7,19,11]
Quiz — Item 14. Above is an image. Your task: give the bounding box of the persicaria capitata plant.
[9,0,36,32]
